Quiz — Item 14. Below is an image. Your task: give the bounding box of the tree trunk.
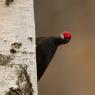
[0,0,37,95]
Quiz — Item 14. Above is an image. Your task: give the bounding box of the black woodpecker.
[36,31,72,81]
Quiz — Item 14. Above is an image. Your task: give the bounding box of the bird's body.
[36,32,72,81]
[36,37,58,81]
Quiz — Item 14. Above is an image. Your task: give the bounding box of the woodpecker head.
[59,31,72,44]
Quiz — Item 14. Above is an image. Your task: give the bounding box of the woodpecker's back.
[36,37,58,81]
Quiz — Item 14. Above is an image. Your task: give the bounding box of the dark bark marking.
[10,42,22,54]
[5,0,14,6]
[11,42,22,49]
[10,49,17,54]
[27,37,33,42]
[0,54,14,65]
[5,65,34,95]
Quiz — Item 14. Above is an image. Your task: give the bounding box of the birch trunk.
[0,0,37,95]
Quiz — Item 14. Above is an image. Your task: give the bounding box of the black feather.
[36,36,71,81]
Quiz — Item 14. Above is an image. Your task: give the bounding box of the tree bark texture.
[0,0,37,95]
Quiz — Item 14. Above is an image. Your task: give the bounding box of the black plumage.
[36,32,71,81]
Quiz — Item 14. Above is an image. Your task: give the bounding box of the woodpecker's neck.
[54,36,70,46]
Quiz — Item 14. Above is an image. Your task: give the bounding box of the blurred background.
[34,0,95,95]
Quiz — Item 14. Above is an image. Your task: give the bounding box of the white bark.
[0,0,37,95]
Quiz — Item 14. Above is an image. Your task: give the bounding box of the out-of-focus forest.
[34,0,95,95]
